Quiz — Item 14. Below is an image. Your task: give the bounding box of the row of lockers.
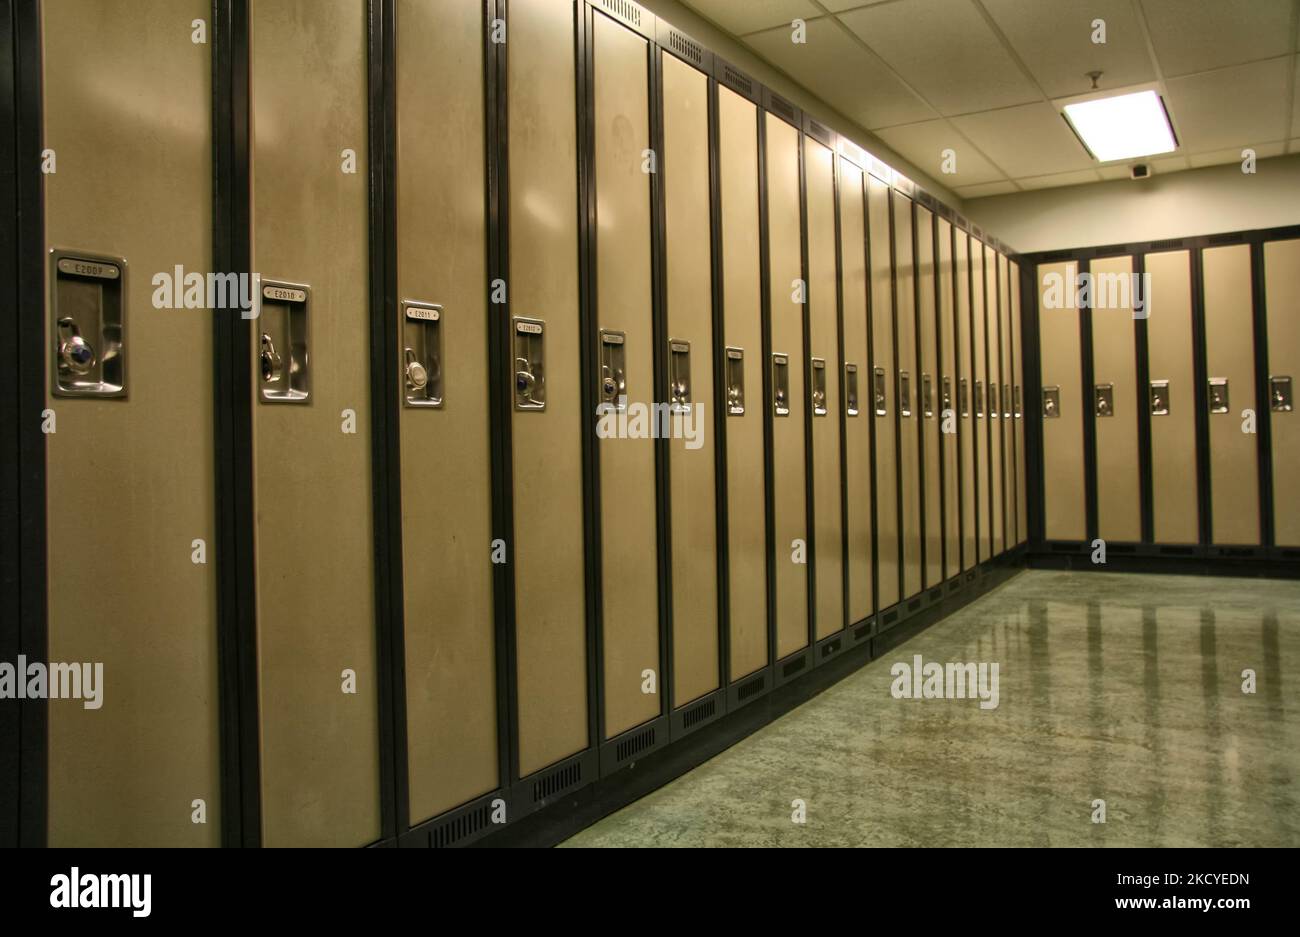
[12,0,1026,848]
[1034,237,1299,551]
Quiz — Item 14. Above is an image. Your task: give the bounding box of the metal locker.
[916,206,942,587]
[41,0,220,846]
[1011,261,1027,546]
[718,83,768,683]
[1264,239,1300,547]
[394,0,498,827]
[1202,244,1260,545]
[895,196,921,599]
[806,137,843,641]
[661,50,719,710]
[507,0,589,780]
[936,219,960,578]
[868,175,899,609]
[766,112,809,661]
[1089,254,1141,544]
[971,242,988,558]
[985,244,1003,557]
[998,253,1013,553]
[956,232,977,570]
[839,160,872,623]
[1144,250,1199,545]
[1037,261,1087,542]
[591,9,660,740]
[250,0,380,846]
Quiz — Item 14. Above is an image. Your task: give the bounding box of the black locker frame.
[1020,224,1300,578]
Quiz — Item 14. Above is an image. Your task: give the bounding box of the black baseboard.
[1025,546,1300,579]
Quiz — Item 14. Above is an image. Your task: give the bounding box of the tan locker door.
[1145,251,1199,545]
[1264,239,1300,546]
[916,207,942,586]
[1203,244,1260,545]
[998,254,1013,552]
[937,220,960,577]
[971,243,988,557]
[1038,261,1086,541]
[663,52,719,706]
[985,245,1003,556]
[807,138,842,640]
[395,0,497,826]
[839,162,872,622]
[895,196,921,599]
[593,12,659,738]
[767,114,808,659]
[956,233,976,570]
[42,0,220,846]
[509,0,588,777]
[1012,261,1027,545]
[250,0,380,847]
[1090,255,1141,543]
[868,176,899,608]
[719,87,768,681]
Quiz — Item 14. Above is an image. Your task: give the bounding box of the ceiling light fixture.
[1061,89,1178,163]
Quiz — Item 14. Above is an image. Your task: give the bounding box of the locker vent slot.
[806,118,831,145]
[853,623,870,640]
[1159,545,1196,556]
[1041,250,1074,262]
[1149,238,1184,250]
[598,0,642,28]
[820,638,842,658]
[908,598,921,612]
[928,588,942,602]
[883,609,899,625]
[532,761,582,804]
[782,655,807,677]
[615,725,657,764]
[667,29,703,66]
[430,803,490,848]
[722,65,753,97]
[737,674,766,701]
[1208,232,1243,245]
[767,93,796,124]
[682,697,717,729]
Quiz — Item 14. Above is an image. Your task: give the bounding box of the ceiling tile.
[1097,165,1133,180]
[837,0,1041,117]
[677,0,821,36]
[819,0,896,11]
[1015,169,1104,190]
[983,0,1156,98]
[952,101,1096,176]
[1187,140,1287,168]
[876,119,1005,185]
[1140,0,1295,77]
[1149,153,1189,173]
[953,180,1020,198]
[1164,58,1293,153]
[744,18,937,128]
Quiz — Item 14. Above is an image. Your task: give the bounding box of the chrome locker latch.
[1208,378,1229,414]
[959,378,969,418]
[772,353,790,416]
[921,374,934,418]
[873,367,888,416]
[49,249,126,398]
[941,376,953,415]
[401,300,443,408]
[513,317,546,411]
[975,380,985,418]
[1013,384,1022,419]
[811,357,828,416]
[1095,383,1114,417]
[257,280,311,404]
[1270,375,1292,412]
[668,340,691,414]
[845,363,859,416]
[1150,380,1170,416]
[725,347,745,415]
[598,330,627,413]
[899,371,912,417]
[1042,385,1060,419]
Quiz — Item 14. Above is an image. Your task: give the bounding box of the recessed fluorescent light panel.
[1062,90,1177,162]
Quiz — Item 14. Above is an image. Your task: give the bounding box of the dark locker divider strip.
[1021,262,1046,547]
[862,172,880,639]
[1189,248,1212,545]
[1133,253,1155,546]
[797,125,818,653]
[1078,258,1098,543]
[833,152,851,644]
[757,103,779,683]
[933,214,947,579]
[1249,241,1274,549]
[212,0,260,847]
[888,192,904,604]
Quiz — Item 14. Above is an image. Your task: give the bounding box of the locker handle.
[845,363,859,416]
[899,371,912,417]
[1150,380,1169,416]
[725,346,745,415]
[958,378,969,418]
[1042,385,1060,419]
[58,317,97,375]
[811,357,827,416]
[873,367,887,416]
[1270,375,1292,412]
[921,374,934,418]
[773,353,790,417]
[1094,383,1114,418]
[1208,378,1229,414]
[402,300,443,408]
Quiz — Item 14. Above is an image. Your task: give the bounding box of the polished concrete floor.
[562,570,1300,847]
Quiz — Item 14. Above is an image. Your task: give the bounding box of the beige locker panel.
[971,243,988,556]
[1264,239,1300,546]
[767,114,808,658]
[985,245,1003,556]
[42,0,220,846]
[868,176,899,608]
[998,253,1012,553]
[839,162,872,622]
[895,196,921,599]
[593,13,659,738]
[395,0,497,826]
[916,207,942,586]
[1089,255,1141,543]
[1037,261,1086,542]
[956,233,976,570]
[1202,244,1260,545]
[662,52,718,705]
[1145,250,1199,544]
[509,0,588,776]
[250,0,380,847]
[1011,261,1027,546]
[806,138,842,640]
[937,220,960,578]
[718,87,767,681]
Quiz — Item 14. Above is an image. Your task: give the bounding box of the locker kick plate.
[49,249,127,398]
